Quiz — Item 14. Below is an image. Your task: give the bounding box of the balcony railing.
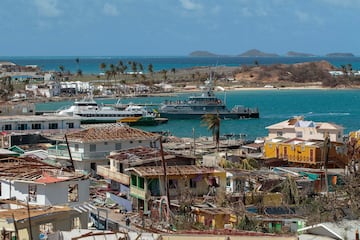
[48,149,109,160]
[97,165,130,185]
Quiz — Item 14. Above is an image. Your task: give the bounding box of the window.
[104,142,108,145]
[0,182,1,196]
[130,141,133,144]
[138,140,142,143]
[115,143,122,150]
[68,184,79,202]
[296,132,303,138]
[4,124,11,130]
[169,179,178,189]
[17,124,27,130]
[277,131,283,137]
[226,177,231,187]
[39,223,54,235]
[67,122,74,128]
[49,123,58,129]
[32,123,41,129]
[74,144,79,152]
[138,177,144,189]
[28,185,37,202]
[89,144,96,152]
[190,178,197,188]
[310,149,314,162]
[72,217,81,229]
[131,175,137,186]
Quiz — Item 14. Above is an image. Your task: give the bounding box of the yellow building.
[347,131,360,165]
[264,137,347,167]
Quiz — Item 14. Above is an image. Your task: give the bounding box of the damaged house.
[47,124,160,174]
[0,157,91,239]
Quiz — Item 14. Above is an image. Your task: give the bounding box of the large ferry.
[158,78,259,119]
[57,95,164,125]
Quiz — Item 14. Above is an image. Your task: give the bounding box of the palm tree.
[171,68,176,81]
[109,63,117,88]
[76,69,83,77]
[99,63,106,72]
[131,62,138,81]
[58,65,65,80]
[59,65,65,73]
[139,63,144,73]
[75,57,80,70]
[201,113,221,150]
[148,64,154,80]
[161,69,167,83]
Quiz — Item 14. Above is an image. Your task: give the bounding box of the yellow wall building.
[264,138,347,167]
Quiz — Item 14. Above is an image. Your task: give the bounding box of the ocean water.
[7,55,359,140]
[3,56,360,74]
[36,89,360,140]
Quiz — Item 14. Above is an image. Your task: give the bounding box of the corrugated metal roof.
[126,165,224,177]
[109,146,172,162]
[65,124,160,143]
[0,156,86,182]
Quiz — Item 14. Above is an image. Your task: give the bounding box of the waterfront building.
[0,115,81,148]
[265,116,344,143]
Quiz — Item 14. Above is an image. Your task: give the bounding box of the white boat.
[57,95,158,125]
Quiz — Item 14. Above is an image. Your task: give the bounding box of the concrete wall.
[0,179,89,206]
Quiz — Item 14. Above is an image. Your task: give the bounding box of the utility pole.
[26,198,34,240]
[65,134,75,171]
[12,213,19,240]
[323,132,330,196]
[159,136,171,211]
[192,128,196,156]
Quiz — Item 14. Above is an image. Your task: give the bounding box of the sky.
[1,0,359,56]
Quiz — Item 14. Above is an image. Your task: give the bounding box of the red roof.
[35,172,67,183]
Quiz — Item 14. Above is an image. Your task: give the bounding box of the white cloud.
[103,3,119,16]
[294,10,310,22]
[34,0,62,17]
[179,0,203,11]
[294,10,324,25]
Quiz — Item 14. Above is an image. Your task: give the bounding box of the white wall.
[0,179,89,206]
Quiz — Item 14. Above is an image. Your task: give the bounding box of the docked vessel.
[158,78,259,119]
[57,95,165,125]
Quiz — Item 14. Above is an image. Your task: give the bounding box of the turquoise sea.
[3,56,360,74]
[36,89,360,140]
[6,55,358,140]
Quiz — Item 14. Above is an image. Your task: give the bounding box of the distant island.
[237,49,279,57]
[189,51,221,57]
[189,49,356,57]
[326,53,355,57]
[286,51,315,57]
